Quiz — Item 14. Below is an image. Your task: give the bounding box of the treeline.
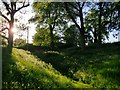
[31,2,120,50]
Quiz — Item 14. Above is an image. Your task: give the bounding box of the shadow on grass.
[29,43,120,88]
[32,50,75,78]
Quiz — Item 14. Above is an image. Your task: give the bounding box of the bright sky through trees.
[13,2,36,43]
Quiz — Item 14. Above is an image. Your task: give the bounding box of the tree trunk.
[94,28,97,43]
[64,3,85,49]
[50,25,54,50]
[80,31,85,49]
[8,28,13,52]
[8,14,14,53]
[79,9,85,49]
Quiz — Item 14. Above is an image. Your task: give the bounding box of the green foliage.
[33,27,51,46]
[64,25,80,47]
[32,2,68,49]
[85,6,110,44]
[32,2,120,49]
[85,8,98,43]
[14,38,26,47]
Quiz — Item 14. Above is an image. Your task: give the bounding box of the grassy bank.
[31,42,120,88]
[2,47,91,89]
[2,42,120,88]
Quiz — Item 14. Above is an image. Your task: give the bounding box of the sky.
[13,3,36,43]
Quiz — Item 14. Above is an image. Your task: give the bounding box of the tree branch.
[11,2,16,11]
[0,27,9,32]
[0,11,10,22]
[73,12,80,16]
[1,31,6,35]
[2,1,12,14]
[69,3,80,11]
[64,3,81,31]
[0,34,8,40]
[76,2,81,10]
[52,10,59,30]
[15,3,29,13]
[82,2,85,8]
[52,15,58,30]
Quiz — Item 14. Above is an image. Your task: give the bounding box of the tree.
[85,8,98,44]
[64,2,86,49]
[108,2,120,36]
[0,0,29,52]
[33,27,51,46]
[85,2,115,45]
[97,2,120,44]
[33,2,65,50]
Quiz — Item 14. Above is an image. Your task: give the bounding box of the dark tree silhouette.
[64,2,86,49]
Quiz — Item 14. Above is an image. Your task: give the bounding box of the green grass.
[2,47,91,89]
[2,42,120,88]
[31,42,120,88]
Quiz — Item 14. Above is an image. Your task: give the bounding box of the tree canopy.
[32,2,120,49]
